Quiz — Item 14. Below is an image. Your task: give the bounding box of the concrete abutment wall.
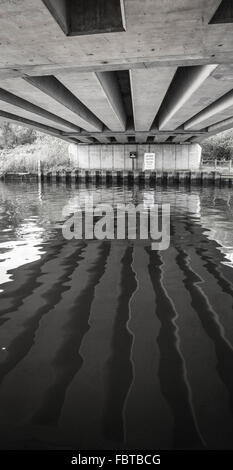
[69,143,202,171]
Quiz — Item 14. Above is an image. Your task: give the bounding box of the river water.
[0,180,233,450]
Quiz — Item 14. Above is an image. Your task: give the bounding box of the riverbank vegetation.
[201,129,233,162]
[0,123,69,174]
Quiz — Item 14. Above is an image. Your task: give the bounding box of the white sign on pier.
[144,153,155,171]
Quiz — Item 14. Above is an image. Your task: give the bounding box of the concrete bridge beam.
[157,65,218,131]
[0,77,91,133]
[56,71,126,132]
[130,67,176,131]
[75,136,96,144]
[0,87,81,133]
[157,64,233,131]
[114,135,129,143]
[154,135,170,143]
[208,116,233,135]
[24,76,103,132]
[184,89,233,130]
[172,135,193,143]
[94,135,111,144]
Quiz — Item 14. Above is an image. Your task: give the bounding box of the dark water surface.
[0,180,233,450]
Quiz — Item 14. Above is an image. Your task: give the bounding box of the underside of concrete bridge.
[0,1,233,145]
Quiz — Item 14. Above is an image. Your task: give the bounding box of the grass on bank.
[0,133,70,174]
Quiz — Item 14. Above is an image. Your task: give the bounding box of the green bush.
[201,129,233,161]
[0,123,37,148]
[0,123,70,174]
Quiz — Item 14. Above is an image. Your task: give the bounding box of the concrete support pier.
[69,143,202,171]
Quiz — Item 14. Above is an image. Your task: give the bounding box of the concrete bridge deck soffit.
[0,1,233,144]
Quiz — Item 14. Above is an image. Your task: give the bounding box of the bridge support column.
[69,143,202,172]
